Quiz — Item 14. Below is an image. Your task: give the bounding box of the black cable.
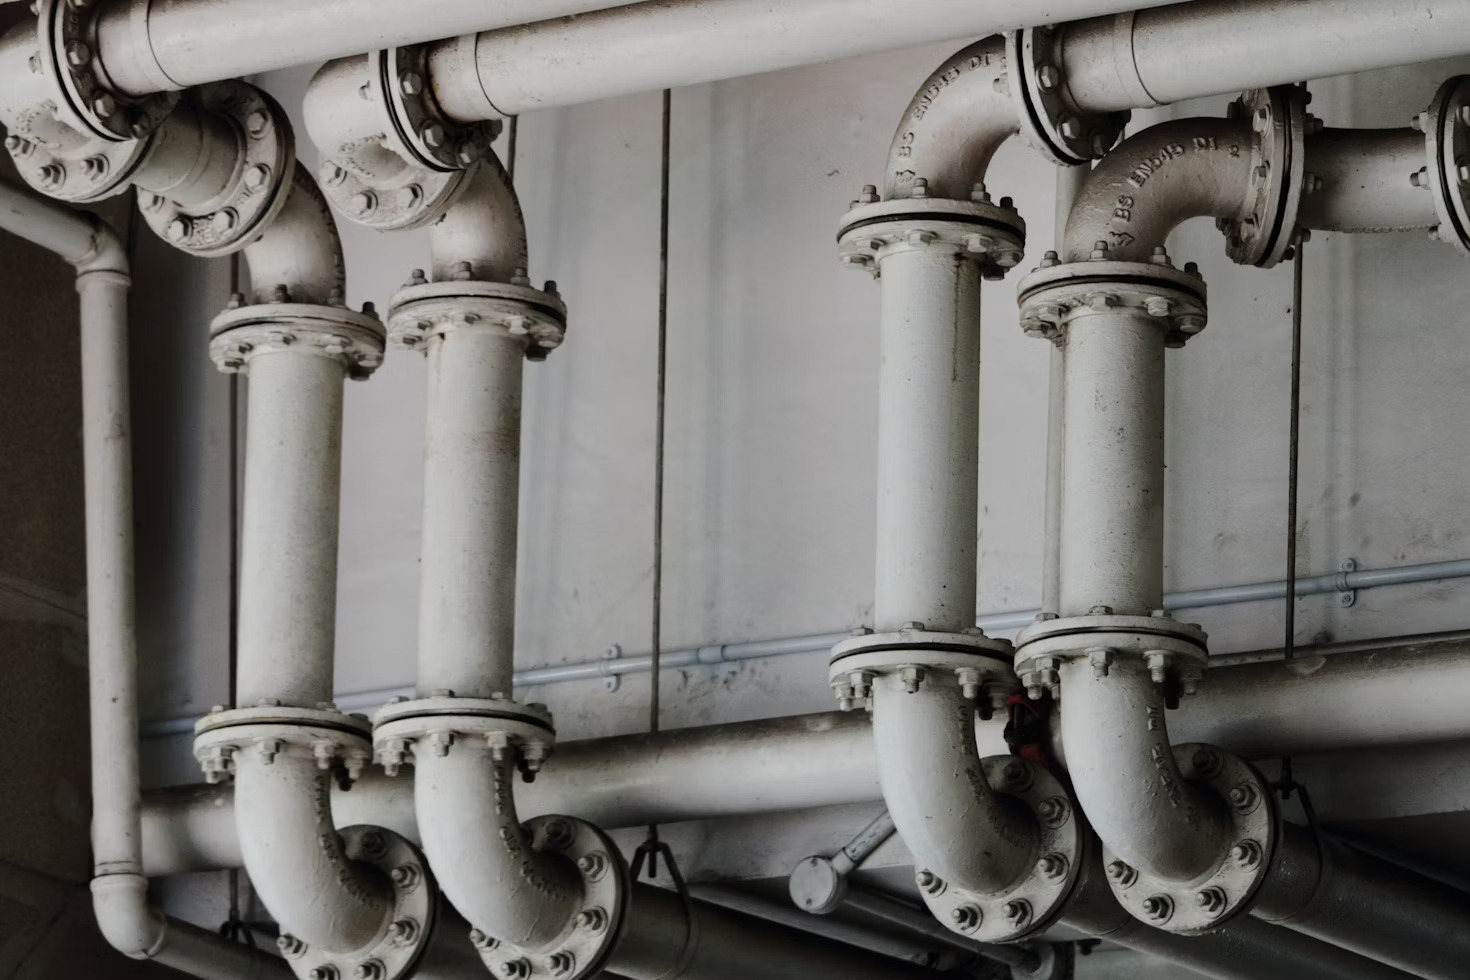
[1279,219,1305,801]
[506,116,519,184]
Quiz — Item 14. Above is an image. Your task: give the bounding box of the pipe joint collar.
[317,45,498,231]
[1100,745,1277,934]
[1007,26,1128,166]
[1220,86,1307,268]
[276,826,443,980]
[373,695,555,780]
[828,626,1016,714]
[837,196,1025,281]
[209,302,387,379]
[91,874,166,959]
[470,816,629,980]
[388,276,567,361]
[913,757,1084,944]
[36,0,176,143]
[1420,75,1470,254]
[192,705,373,786]
[1014,613,1207,702]
[1016,258,1207,348]
[138,81,296,256]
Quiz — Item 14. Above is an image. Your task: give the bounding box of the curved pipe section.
[871,676,1033,895]
[1063,116,1254,261]
[881,35,1016,202]
[414,747,581,948]
[428,156,529,284]
[233,752,392,953]
[243,164,347,305]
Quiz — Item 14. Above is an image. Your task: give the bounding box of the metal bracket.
[1336,558,1358,608]
[602,644,622,692]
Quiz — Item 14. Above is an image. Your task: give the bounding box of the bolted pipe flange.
[1100,745,1277,934]
[1016,259,1207,348]
[914,758,1085,944]
[387,278,567,359]
[279,826,441,980]
[373,696,556,780]
[372,44,501,176]
[139,81,296,256]
[827,626,1018,711]
[1421,75,1470,256]
[192,706,373,785]
[1220,86,1306,268]
[471,816,629,980]
[1013,613,1208,700]
[837,196,1026,282]
[1007,26,1129,166]
[36,0,178,144]
[3,125,151,204]
[209,304,387,380]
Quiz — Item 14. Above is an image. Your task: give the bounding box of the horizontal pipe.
[93,0,648,94]
[430,0,1189,121]
[141,556,1470,737]
[1299,128,1440,233]
[1065,0,1470,115]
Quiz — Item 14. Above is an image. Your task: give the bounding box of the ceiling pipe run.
[0,181,290,980]
[1015,81,1470,977]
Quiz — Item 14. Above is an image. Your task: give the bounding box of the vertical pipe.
[235,351,346,708]
[1042,165,1089,613]
[1058,311,1165,617]
[81,270,143,877]
[873,248,982,631]
[416,327,525,698]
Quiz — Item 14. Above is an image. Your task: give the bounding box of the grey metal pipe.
[1254,823,1470,980]
[1063,0,1470,115]
[609,883,952,980]
[1299,128,1440,233]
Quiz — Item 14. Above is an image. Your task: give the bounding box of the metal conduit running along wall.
[7,0,1470,977]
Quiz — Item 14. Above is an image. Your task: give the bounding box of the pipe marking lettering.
[1125,138,1241,190]
[911,54,991,122]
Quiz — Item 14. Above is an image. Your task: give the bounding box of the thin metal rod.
[1285,240,1304,661]
[650,88,671,741]
[505,116,519,184]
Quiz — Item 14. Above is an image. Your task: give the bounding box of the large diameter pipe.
[1255,824,1470,980]
[416,325,525,699]
[609,883,951,980]
[1063,0,1470,115]
[1057,309,1166,617]
[235,350,346,709]
[92,0,648,95]
[873,246,982,632]
[429,0,1187,122]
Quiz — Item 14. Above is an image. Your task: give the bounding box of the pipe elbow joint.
[91,874,167,961]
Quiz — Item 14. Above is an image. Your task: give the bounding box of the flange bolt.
[916,870,945,895]
[1107,860,1138,888]
[1228,782,1260,814]
[497,960,531,979]
[910,177,928,198]
[899,665,926,693]
[390,864,420,890]
[1037,853,1068,880]
[576,907,609,933]
[858,184,879,204]
[950,905,983,932]
[1191,747,1223,779]
[549,952,577,976]
[1003,900,1032,927]
[1037,797,1070,828]
[1001,760,1032,790]
[1195,887,1227,917]
[276,935,306,958]
[1089,240,1109,261]
[308,968,339,980]
[577,852,609,880]
[353,961,385,980]
[1142,895,1173,923]
[388,919,420,945]
[1230,839,1263,870]
[469,929,499,951]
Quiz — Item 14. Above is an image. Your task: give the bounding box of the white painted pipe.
[1057,308,1167,615]
[242,166,347,306]
[1063,0,1470,115]
[429,0,1187,121]
[878,35,1017,203]
[871,676,1032,894]
[413,747,581,949]
[428,161,529,285]
[1063,116,1254,264]
[0,181,288,978]
[235,349,346,709]
[873,246,982,631]
[233,751,392,952]
[1299,128,1440,233]
[416,322,525,698]
[92,0,649,95]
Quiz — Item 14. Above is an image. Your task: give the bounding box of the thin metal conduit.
[140,555,1470,737]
